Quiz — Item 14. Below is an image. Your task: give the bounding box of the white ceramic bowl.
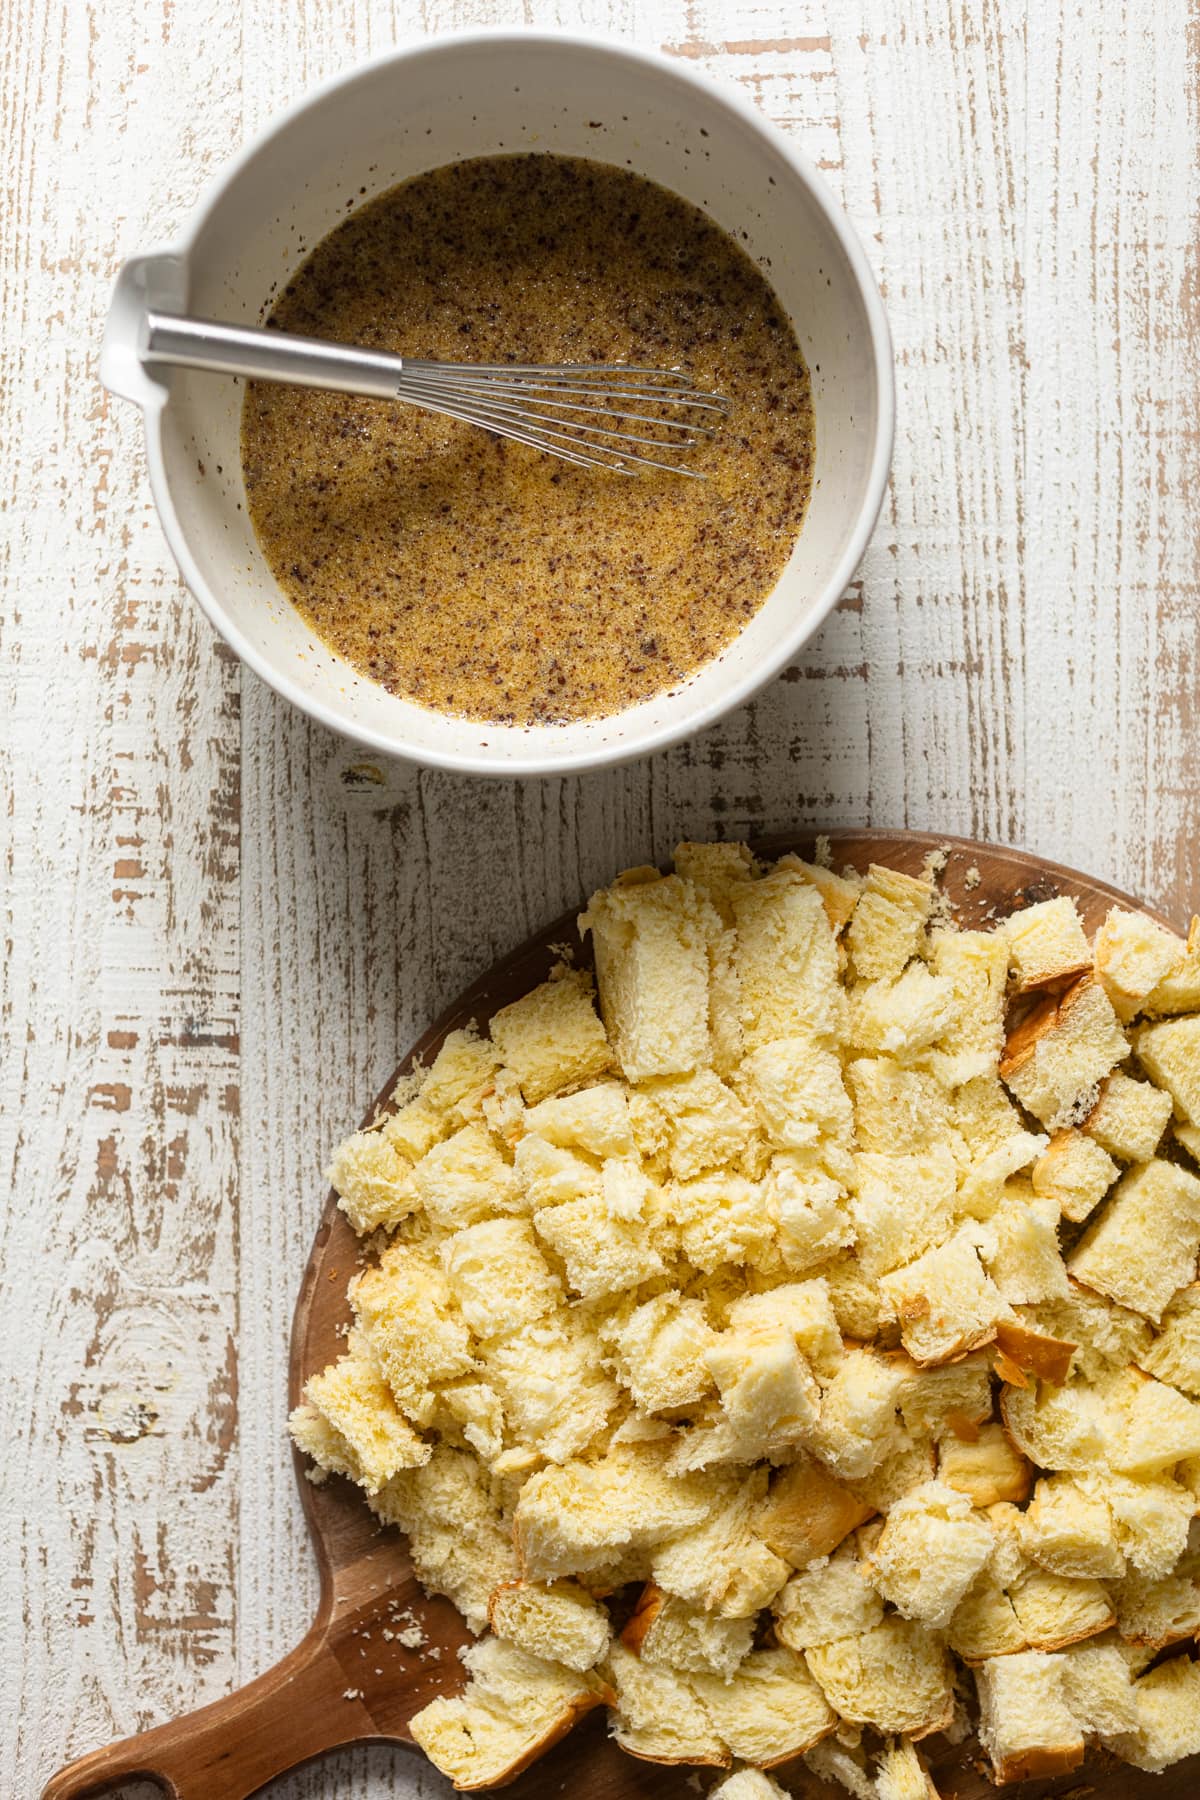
[102,29,893,776]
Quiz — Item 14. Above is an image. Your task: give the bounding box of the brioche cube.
[848,965,959,1061]
[938,1424,1033,1507]
[1004,896,1092,992]
[980,1186,1069,1305]
[736,1036,852,1156]
[732,868,843,1050]
[327,1127,420,1234]
[381,1094,446,1162]
[1139,1285,1200,1394]
[1068,1156,1200,1321]
[1085,1071,1173,1163]
[895,1349,993,1439]
[418,1030,503,1118]
[868,1480,994,1629]
[817,1250,894,1341]
[439,1217,561,1338]
[301,1336,431,1494]
[879,1228,1010,1365]
[1111,1569,1200,1648]
[1176,1121,1200,1162]
[808,1348,908,1479]
[1144,915,1200,1015]
[848,1149,957,1282]
[350,1246,473,1426]
[579,873,713,1081]
[841,1434,938,1514]
[533,1193,663,1300]
[1103,1366,1200,1474]
[999,1378,1105,1473]
[288,1402,360,1486]
[769,1158,855,1275]
[651,1468,789,1617]
[639,1069,756,1178]
[672,1173,777,1273]
[947,1571,1027,1662]
[1136,1014,1200,1126]
[874,1739,939,1800]
[775,851,862,934]
[690,1648,837,1766]
[511,1133,600,1209]
[956,1127,1050,1222]
[604,1641,728,1766]
[484,1313,617,1464]
[1023,1282,1152,1384]
[773,1556,884,1650]
[1112,1655,1200,1772]
[409,1637,603,1790]
[804,1617,954,1737]
[1032,1129,1119,1224]
[726,1279,842,1376]
[1058,1640,1141,1740]
[514,1445,713,1580]
[974,1650,1085,1782]
[1078,1470,1194,1579]
[412,1124,521,1230]
[924,928,1009,1086]
[1001,976,1128,1130]
[1007,1566,1115,1651]
[756,1455,874,1571]
[706,1327,821,1458]
[602,1292,717,1413]
[372,1446,518,1630]
[436,1380,504,1463]
[1095,907,1184,1022]
[1019,1475,1125,1580]
[846,863,934,984]
[489,970,612,1104]
[488,1581,611,1672]
[622,1586,753,1680]
[846,1057,960,1155]
[709,1771,788,1800]
[674,839,759,920]
[523,1082,633,1159]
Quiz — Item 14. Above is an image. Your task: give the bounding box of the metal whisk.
[141,313,729,477]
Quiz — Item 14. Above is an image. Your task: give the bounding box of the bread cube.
[938,1424,1033,1507]
[1032,1129,1119,1224]
[808,1348,908,1479]
[300,1335,431,1494]
[848,965,959,1061]
[895,1349,993,1439]
[1068,1156,1200,1322]
[327,1128,420,1235]
[925,928,1009,1085]
[1111,1570,1200,1649]
[484,1313,617,1464]
[708,1771,788,1800]
[440,1217,561,1338]
[488,1581,611,1672]
[1136,1014,1200,1126]
[947,1571,1027,1663]
[1104,1367,1200,1474]
[868,1480,994,1629]
[769,1157,855,1275]
[671,1172,777,1273]
[1113,1655,1200,1772]
[974,1650,1085,1782]
[350,1245,474,1426]
[604,1640,728,1766]
[523,1082,633,1159]
[419,1029,503,1118]
[690,1648,837,1766]
[983,1188,1070,1304]
[512,1133,600,1209]
[409,1637,604,1790]
[737,1036,852,1153]
[435,1380,504,1463]
[706,1327,821,1458]
[756,1456,874,1571]
[287,1402,359,1486]
[380,1094,446,1163]
[602,1292,717,1414]
[726,1278,842,1376]
[846,863,934,984]
[873,1739,939,1800]
[673,839,759,920]
[639,1068,757,1178]
[1139,1284,1200,1394]
[1007,1566,1115,1650]
[514,1445,714,1580]
[1095,907,1184,1023]
[849,1148,957,1281]
[1001,976,1128,1130]
[412,1124,521,1230]
[817,1250,894,1341]
[622,1585,753,1680]
[1019,1475,1125,1580]
[1144,915,1200,1015]
[846,1057,960,1155]
[878,1227,1010,1365]
[1079,1470,1194,1579]
[774,1555,884,1650]
[1023,1282,1152,1384]
[841,1434,939,1514]
[804,1617,954,1737]
[1004,896,1092,992]
[1085,1072,1173,1164]
[489,970,612,1104]
[579,872,713,1081]
[1058,1640,1141,1740]
[999,1378,1105,1473]
[372,1446,518,1630]
[1175,1121,1200,1162]
[533,1193,663,1300]
[775,851,862,933]
[652,1469,791,1618]
[732,868,843,1050]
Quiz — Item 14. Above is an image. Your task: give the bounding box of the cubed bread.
[775,851,862,934]
[1007,1566,1115,1651]
[621,1584,754,1680]
[651,1469,789,1617]
[440,1217,562,1337]
[706,1326,821,1458]
[483,1312,618,1463]
[993,1318,1076,1385]
[1068,1156,1200,1322]
[488,1581,611,1672]
[601,1291,717,1413]
[1112,1655,1200,1773]
[808,1347,908,1479]
[842,1434,938,1514]
[1138,1285,1200,1394]
[974,1650,1085,1782]
[848,965,959,1061]
[638,1069,757,1178]
[412,1124,522,1230]
[1143,915,1200,1015]
[879,1228,1010,1365]
[671,1172,777,1273]
[1032,1129,1119,1224]
[1079,1470,1194,1579]
[867,1480,994,1629]
[947,1571,1027,1663]
[708,1771,788,1800]
[533,1193,663,1300]
[769,1157,855,1275]
[689,1648,837,1766]
[350,1245,473,1426]
[895,1350,993,1439]
[523,1083,634,1159]
[288,1401,360,1486]
[579,872,714,1081]
[938,1424,1033,1507]
[673,840,759,918]
[873,1738,939,1800]
[756,1455,875,1570]
[773,1555,884,1650]
[604,1640,729,1766]
[1004,896,1092,993]
[726,1279,843,1377]
[926,928,1009,1085]
[436,1381,505,1463]
[1095,908,1184,1023]
[327,1127,420,1234]
[1084,1071,1174,1163]
[1110,1569,1200,1648]
[982,1187,1070,1304]
[1058,1639,1141,1740]
[511,1133,600,1209]
[1019,1475,1125,1580]
[1105,1366,1200,1474]
[1022,1282,1152,1383]
[999,1378,1105,1472]
[846,863,934,984]
[805,1617,955,1737]
[1175,1121,1200,1162]
[419,1030,504,1118]
[1136,1014,1200,1126]
[846,1057,960,1155]
[1000,976,1128,1130]
[514,1446,714,1580]
[381,1093,447,1162]
[737,1036,853,1154]
[802,1743,877,1800]
[732,868,843,1050]
[372,1447,518,1630]
[849,1149,957,1281]
[489,970,613,1104]
[408,1637,605,1790]
[300,1334,431,1494]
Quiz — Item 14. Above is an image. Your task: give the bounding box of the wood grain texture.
[2,1,1198,1797]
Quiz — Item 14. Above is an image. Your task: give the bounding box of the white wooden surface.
[3,2,1198,1796]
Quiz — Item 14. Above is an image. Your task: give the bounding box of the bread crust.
[618,1583,665,1655]
[994,1319,1076,1386]
[988,1743,1086,1784]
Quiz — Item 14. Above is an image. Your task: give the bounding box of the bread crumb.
[965,865,982,889]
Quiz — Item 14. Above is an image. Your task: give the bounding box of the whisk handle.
[140,311,404,399]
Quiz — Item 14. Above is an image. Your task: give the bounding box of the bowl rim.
[138,26,896,777]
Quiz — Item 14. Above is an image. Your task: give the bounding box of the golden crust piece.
[756,1455,875,1570]
[994,1318,1076,1386]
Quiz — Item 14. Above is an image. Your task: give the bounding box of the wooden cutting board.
[42,830,1198,1800]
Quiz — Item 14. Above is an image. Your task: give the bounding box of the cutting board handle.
[41,1626,375,1800]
